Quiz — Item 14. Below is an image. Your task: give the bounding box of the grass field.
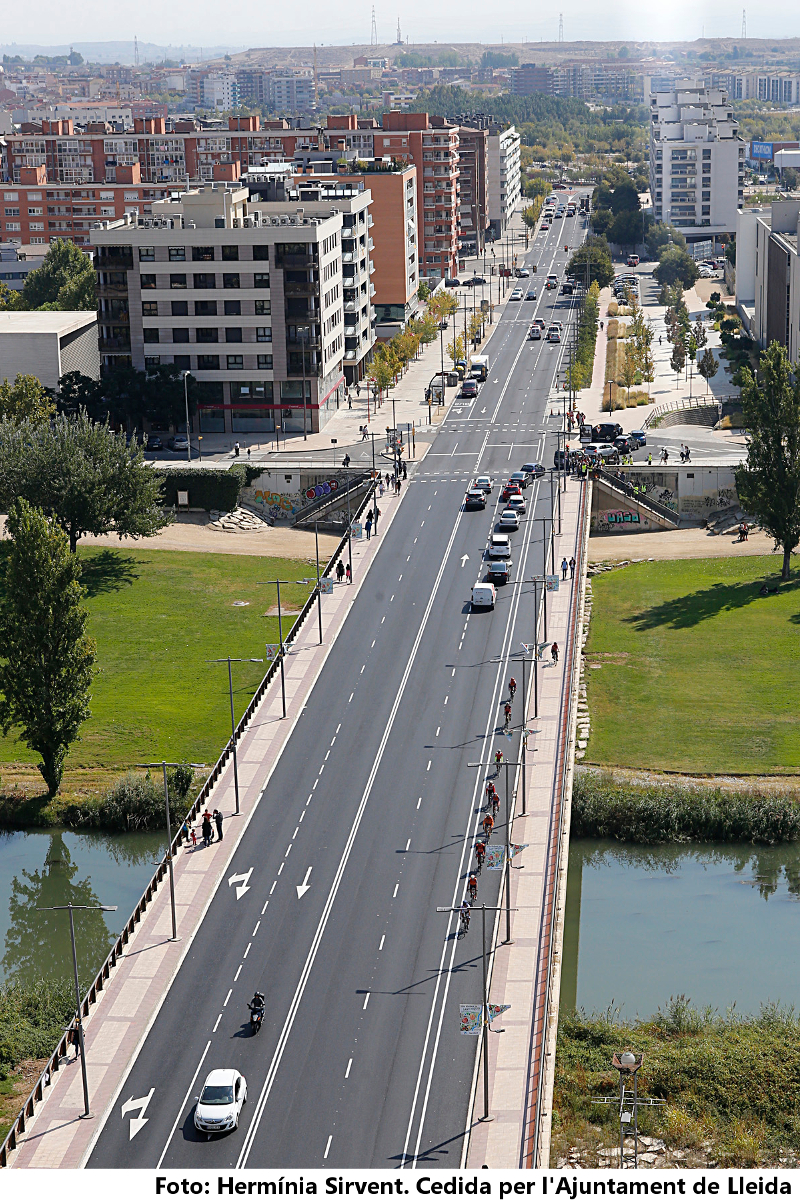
[0,547,320,783]
[584,556,800,774]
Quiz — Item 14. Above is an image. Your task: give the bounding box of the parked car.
[584,442,619,463]
[169,434,189,451]
[465,488,487,510]
[487,559,512,584]
[445,277,461,287]
[592,422,623,442]
[146,434,163,450]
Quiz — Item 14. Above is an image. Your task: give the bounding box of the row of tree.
[662,286,718,393]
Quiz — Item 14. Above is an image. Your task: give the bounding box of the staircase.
[595,468,680,528]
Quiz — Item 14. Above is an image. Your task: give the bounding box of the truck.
[470,354,489,381]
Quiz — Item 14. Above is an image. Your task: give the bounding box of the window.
[172,328,190,343]
[253,245,270,261]
[144,356,161,368]
[193,273,216,289]
[227,355,244,369]
[256,327,272,342]
[140,273,157,289]
[224,299,241,316]
[142,301,159,316]
[170,273,187,288]
[222,246,239,261]
[197,354,220,370]
[195,300,217,316]
[702,149,711,159]
[701,205,710,215]
[231,381,273,401]
[139,247,155,261]
[702,192,711,202]
[192,246,215,261]
[254,273,270,288]
[173,354,191,371]
[169,247,186,261]
[171,300,189,316]
[255,299,271,316]
[196,328,219,343]
[223,273,240,289]
[257,354,273,370]
[143,328,160,343]
[4,208,20,217]
[225,328,243,342]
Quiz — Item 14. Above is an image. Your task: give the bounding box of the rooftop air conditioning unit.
[232,217,239,227]
[243,216,252,227]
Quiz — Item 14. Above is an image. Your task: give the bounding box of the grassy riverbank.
[0,978,76,1141]
[553,1000,800,1167]
[573,771,800,844]
[584,557,800,774]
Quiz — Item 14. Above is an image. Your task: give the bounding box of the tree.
[0,499,96,795]
[0,411,172,553]
[417,282,431,303]
[655,245,700,289]
[447,335,465,366]
[645,221,686,261]
[736,343,800,579]
[566,236,614,288]
[620,343,638,402]
[698,348,719,393]
[0,373,55,423]
[57,371,106,419]
[0,281,23,311]
[670,339,686,388]
[20,238,95,311]
[609,180,640,214]
[609,208,643,248]
[693,315,708,351]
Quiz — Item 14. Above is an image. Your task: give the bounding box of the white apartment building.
[649,81,745,240]
[737,201,800,363]
[201,73,239,112]
[267,73,316,114]
[487,125,521,238]
[727,72,800,106]
[92,183,370,434]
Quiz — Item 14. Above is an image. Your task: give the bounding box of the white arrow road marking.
[121,1087,155,1140]
[481,407,486,414]
[296,866,313,899]
[460,555,469,567]
[228,868,253,900]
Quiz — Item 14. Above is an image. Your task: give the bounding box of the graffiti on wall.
[595,508,652,531]
[253,490,303,515]
[304,479,339,501]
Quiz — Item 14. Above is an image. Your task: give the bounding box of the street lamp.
[37,902,118,1118]
[206,657,264,813]
[138,760,206,942]
[182,371,192,462]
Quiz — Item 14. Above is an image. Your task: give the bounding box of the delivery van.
[470,354,489,381]
[471,582,496,610]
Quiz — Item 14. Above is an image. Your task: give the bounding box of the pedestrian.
[346,562,352,584]
[379,479,385,497]
[659,335,662,346]
[365,515,373,540]
[551,642,559,666]
[356,381,361,398]
[561,557,568,580]
[202,811,213,848]
[385,472,390,490]
[647,452,652,465]
[396,477,402,494]
[247,446,251,459]
[234,441,240,458]
[348,394,352,410]
[402,460,407,480]
[362,426,369,441]
[373,504,381,531]
[214,809,224,842]
[190,826,198,851]
[336,559,345,584]
[569,556,576,579]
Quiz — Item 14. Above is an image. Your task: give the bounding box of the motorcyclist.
[248,991,265,1021]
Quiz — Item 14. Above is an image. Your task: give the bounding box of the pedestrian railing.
[642,395,724,429]
[596,468,680,525]
[0,477,379,1169]
[291,472,371,527]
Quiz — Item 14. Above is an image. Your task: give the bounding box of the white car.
[510,287,523,300]
[498,509,520,530]
[488,532,511,559]
[194,1068,247,1136]
[507,494,527,515]
[474,475,493,492]
[528,325,541,340]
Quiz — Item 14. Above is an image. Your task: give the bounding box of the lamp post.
[314,519,323,645]
[37,902,118,1118]
[182,371,192,462]
[138,760,205,941]
[206,657,264,813]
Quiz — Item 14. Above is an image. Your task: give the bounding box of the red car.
[502,482,523,502]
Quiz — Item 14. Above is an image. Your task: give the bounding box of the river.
[561,838,800,1018]
[0,827,165,989]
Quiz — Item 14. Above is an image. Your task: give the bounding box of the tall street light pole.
[206,657,264,813]
[183,371,192,462]
[138,760,205,941]
[37,902,118,1118]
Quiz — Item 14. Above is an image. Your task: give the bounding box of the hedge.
[159,468,241,512]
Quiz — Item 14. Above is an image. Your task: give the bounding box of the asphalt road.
[88,196,589,1171]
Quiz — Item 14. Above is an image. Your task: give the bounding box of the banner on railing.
[485,845,504,871]
[459,1004,483,1034]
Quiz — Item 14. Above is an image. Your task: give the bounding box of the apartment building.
[201,73,239,112]
[457,126,489,256]
[649,81,745,239]
[736,202,800,362]
[487,125,521,239]
[726,72,800,106]
[92,183,353,434]
[267,73,316,114]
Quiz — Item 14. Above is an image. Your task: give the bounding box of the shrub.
[159,468,241,512]
[0,978,77,1071]
[69,766,195,832]
[606,301,619,317]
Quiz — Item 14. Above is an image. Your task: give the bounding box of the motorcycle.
[249,1006,264,1034]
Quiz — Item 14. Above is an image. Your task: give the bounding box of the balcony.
[98,336,131,350]
[96,282,129,297]
[286,333,321,349]
[275,252,316,269]
[283,281,320,297]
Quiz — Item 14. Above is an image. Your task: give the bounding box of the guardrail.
[642,395,723,429]
[595,468,680,525]
[0,478,378,1169]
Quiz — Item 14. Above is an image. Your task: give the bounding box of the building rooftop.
[0,311,96,335]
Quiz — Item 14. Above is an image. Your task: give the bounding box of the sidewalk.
[466,477,589,1169]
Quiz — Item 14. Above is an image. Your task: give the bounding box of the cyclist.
[494,749,504,771]
[551,642,559,666]
[509,677,517,701]
[459,899,471,933]
[468,873,478,903]
[491,791,500,818]
[485,780,497,807]
[483,813,494,840]
[474,840,486,870]
[503,702,512,729]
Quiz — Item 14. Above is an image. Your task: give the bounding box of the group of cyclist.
[459,679,518,936]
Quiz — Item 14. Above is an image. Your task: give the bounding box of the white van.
[471,582,496,610]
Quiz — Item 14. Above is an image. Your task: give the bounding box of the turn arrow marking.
[228,868,253,900]
[121,1087,155,1140]
[460,554,469,567]
[296,866,313,899]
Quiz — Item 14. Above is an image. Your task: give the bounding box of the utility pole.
[206,656,264,812]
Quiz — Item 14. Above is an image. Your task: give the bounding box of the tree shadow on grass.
[79,549,142,597]
[624,575,800,631]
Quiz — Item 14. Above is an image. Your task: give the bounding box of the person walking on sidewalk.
[569,556,576,579]
[336,560,345,584]
[365,514,373,541]
[346,562,352,584]
[214,809,224,842]
[202,811,213,848]
[379,479,385,497]
[551,642,559,666]
[385,472,390,490]
[373,504,381,532]
[402,460,407,480]
[561,557,568,581]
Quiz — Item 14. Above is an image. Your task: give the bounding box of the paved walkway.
[466,477,588,1169]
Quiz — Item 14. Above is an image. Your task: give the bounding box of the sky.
[1,1,799,52]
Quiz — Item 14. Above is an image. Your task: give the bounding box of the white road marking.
[224,989,232,1006]
[234,965,243,981]
[324,1135,333,1159]
[348,692,354,702]
[252,921,261,936]
[156,1041,211,1168]
[379,934,386,950]
[393,883,399,898]
[213,1013,222,1033]
[243,943,251,959]
[345,1058,353,1079]
[417,797,422,809]
[363,992,371,1010]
